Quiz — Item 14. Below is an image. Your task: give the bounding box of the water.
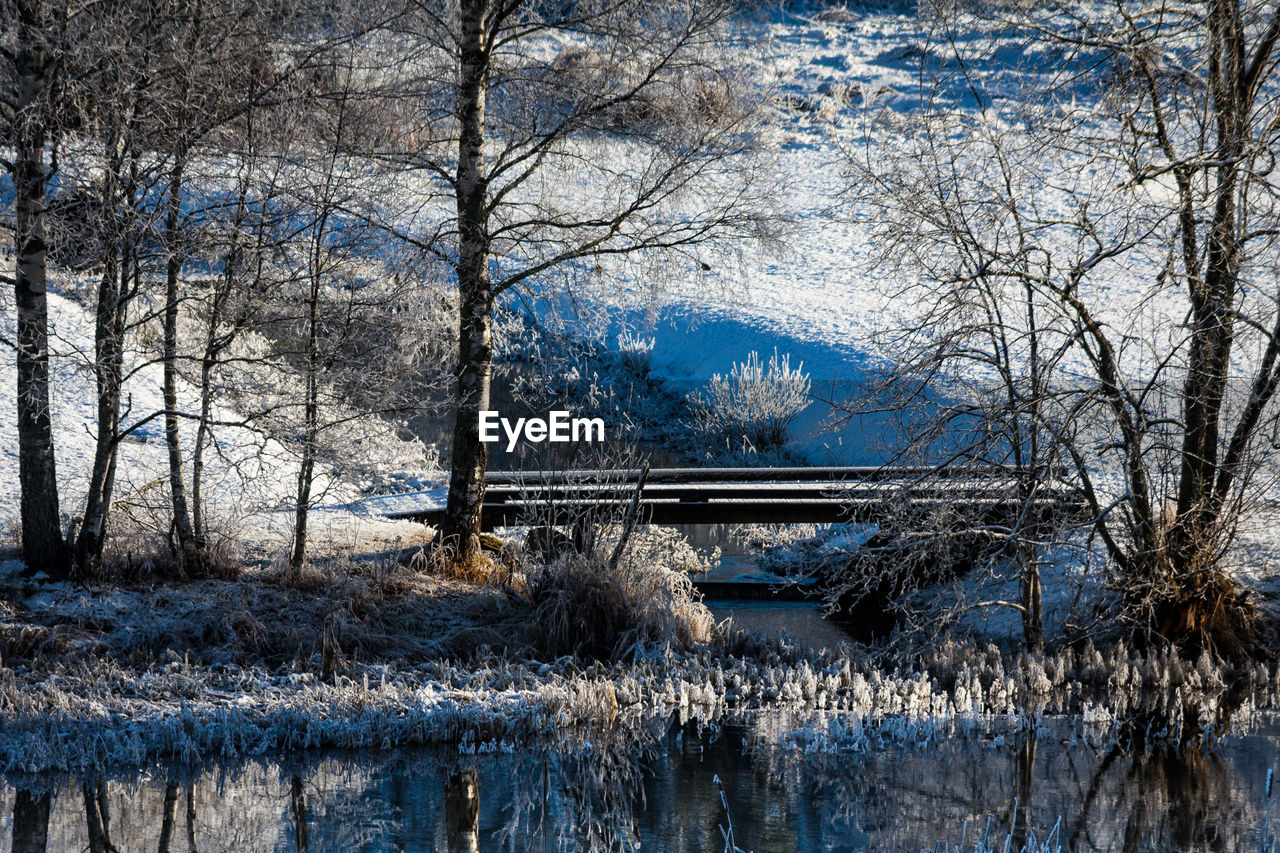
[672,522,852,652]
[706,600,853,651]
[5,715,1279,851]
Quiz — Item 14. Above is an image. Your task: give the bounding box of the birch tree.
[68,0,174,577]
[855,0,1280,656]
[0,0,77,576]
[148,0,294,571]
[391,0,775,563]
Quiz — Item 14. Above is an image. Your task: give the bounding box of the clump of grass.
[98,513,242,582]
[409,534,518,587]
[615,328,656,378]
[524,526,715,660]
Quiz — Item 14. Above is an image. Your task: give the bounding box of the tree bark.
[1167,2,1253,578]
[13,0,69,578]
[442,284,493,562]
[1019,542,1043,653]
[72,127,144,577]
[288,213,325,576]
[74,237,130,577]
[163,152,202,571]
[441,0,493,564]
[192,355,214,543]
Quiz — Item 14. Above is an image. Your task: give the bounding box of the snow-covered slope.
[0,279,437,556]
[5,4,1280,562]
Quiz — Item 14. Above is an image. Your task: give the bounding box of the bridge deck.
[384,467,1081,530]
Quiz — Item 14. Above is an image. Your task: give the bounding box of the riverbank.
[3,541,1278,776]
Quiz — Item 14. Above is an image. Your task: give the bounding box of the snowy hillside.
[0,280,436,558]
[5,2,1280,563]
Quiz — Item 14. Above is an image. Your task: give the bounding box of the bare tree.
[0,0,76,576]
[185,107,289,549]
[285,66,368,575]
[67,0,172,577]
[152,0,246,572]
[853,0,1280,656]
[150,0,375,571]
[385,0,776,563]
[218,43,436,575]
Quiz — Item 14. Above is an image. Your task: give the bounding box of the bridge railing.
[479,466,1072,485]
[386,466,1084,530]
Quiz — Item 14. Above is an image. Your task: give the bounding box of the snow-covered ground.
[0,282,436,559]
[3,3,1280,586]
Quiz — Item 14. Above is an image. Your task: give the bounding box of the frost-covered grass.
[524,526,718,659]
[6,1,1280,788]
[688,349,812,453]
[2,531,1278,775]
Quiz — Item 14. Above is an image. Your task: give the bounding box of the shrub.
[615,328,656,378]
[523,525,716,660]
[688,349,811,451]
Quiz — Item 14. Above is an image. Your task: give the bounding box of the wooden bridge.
[384,466,1083,530]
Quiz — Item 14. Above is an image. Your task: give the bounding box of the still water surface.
[4,714,1279,852]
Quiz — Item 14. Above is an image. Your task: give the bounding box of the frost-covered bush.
[617,524,720,576]
[615,328,656,378]
[689,349,811,451]
[524,526,716,660]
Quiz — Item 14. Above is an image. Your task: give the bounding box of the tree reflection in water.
[11,789,50,853]
[3,714,1279,851]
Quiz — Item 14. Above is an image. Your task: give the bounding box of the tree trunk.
[1018,281,1044,652]
[288,350,318,576]
[13,0,69,578]
[289,235,324,575]
[74,259,120,576]
[73,135,143,577]
[163,153,202,571]
[12,788,50,853]
[74,243,128,577]
[1169,3,1248,576]
[1019,543,1043,653]
[441,0,492,565]
[192,355,214,543]
[442,285,493,562]
[1171,172,1240,573]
